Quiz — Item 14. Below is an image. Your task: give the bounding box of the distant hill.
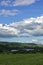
[0,41,38,47]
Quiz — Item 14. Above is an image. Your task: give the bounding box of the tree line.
[0,42,43,54]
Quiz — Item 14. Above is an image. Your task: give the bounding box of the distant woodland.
[0,42,43,54]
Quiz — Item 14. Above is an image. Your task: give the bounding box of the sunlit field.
[0,53,43,65]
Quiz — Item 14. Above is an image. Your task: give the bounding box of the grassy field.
[0,53,43,65]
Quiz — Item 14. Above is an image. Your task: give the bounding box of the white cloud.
[13,0,36,6]
[0,15,43,37]
[0,24,20,37]
[0,9,19,16]
[0,0,11,6]
[31,39,38,43]
[0,0,36,6]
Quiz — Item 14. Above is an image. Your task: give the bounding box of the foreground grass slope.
[0,53,43,65]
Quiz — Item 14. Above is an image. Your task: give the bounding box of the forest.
[0,42,43,54]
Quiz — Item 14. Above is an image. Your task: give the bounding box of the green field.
[0,53,43,65]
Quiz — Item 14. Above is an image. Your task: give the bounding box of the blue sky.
[0,0,43,44]
[0,0,43,24]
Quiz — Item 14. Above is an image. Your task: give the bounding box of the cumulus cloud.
[0,0,36,6]
[0,9,19,16]
[0,15,43,37]
[0,24,20,37]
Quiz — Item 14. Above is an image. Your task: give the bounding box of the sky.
[0,0,43,44]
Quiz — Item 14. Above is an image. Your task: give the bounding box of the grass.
[0,53,43,65]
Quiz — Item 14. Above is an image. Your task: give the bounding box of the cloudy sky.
[0,0,43,44]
